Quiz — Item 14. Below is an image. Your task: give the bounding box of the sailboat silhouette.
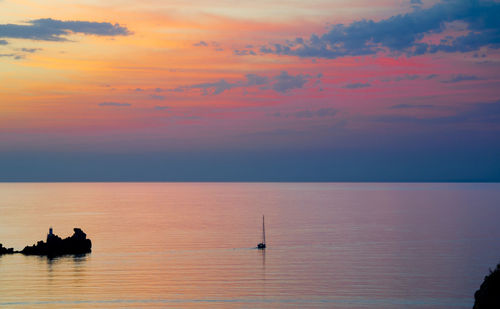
[257,215,266,249]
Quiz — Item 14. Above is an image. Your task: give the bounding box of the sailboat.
[257,215,266,249]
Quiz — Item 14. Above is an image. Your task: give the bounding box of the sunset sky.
[1,0,499,181]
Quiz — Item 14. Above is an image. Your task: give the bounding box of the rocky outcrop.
[21,228,92,257]
[473,263,500,309]
[0,243,14,255]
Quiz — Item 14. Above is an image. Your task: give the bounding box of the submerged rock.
[0,243,14,255]
[21,228,92,257]
[474,263,500,309]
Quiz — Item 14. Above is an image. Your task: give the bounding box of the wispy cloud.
[382,74,440,82]
[19,48,42,53]
[0,53,23,60]
[389,104,435,109]
[410,0,423,9]
[150,94,165,100]
[189,79,235,95]
[98,102,131,107]
[442,74,483,83]
[193,40,208,47]
[245,74,269,86]
[273,108,338,119]
[171,71,317,95]
[343,82,370,89]
[375,100,500,124]
[193,40,222,51]
[234,49,256,56]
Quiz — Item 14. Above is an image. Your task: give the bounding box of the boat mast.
[262,215,266,244]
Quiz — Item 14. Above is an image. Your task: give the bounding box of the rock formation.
[21,228,92,257]
[473,263,500,309]
[0,243,14,255]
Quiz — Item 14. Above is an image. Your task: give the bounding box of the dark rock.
[0,243,14,255]
[473,263,500,309]
[21,228,92,257]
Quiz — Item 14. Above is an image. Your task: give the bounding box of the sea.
[0,182,499,308]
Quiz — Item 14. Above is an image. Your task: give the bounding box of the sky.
[0,0,499,181]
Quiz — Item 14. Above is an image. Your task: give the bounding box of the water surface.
[1,183,499,308]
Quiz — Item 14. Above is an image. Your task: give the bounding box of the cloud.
[316,108,338,117]
[259,0,500,59]
[343,82,370,89]
[0,39,7,45]
[245,74,268,86]
[381,74,420,82]
[150,94,165,100]
[382,74,442,82]
[294,110,315,118]
[193,41,223,52]
[273,108,338,119]
[19,48,42,53]
[169,87,184,93]
[0,53,23,60]
[190,79,235,95]
[394,74,419,81]
[172,71,316,95]
[0,18,131,41]
[389,104,435,109]
[98,102,131,107]
[155,106,169,110]
[234,49,256,56]
[375,100,500,124]
[193,40,208,47]
[272,71,309,93]
[441,74,483,83]
[410,0,423,8]
[0,47,43,59]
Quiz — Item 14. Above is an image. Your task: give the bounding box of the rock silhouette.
[0,243,14,255]
[473,263,500,309]
[21,228,92,257]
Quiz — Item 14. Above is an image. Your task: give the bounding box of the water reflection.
[44,253,89,266]
[43,254,90,288]
[260,248,266,268]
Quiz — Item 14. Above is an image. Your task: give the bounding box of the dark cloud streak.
[389,104,436,109]
[376,100,500,124]
[0,18,131,41]
[343,82,371,89]
[0,53,23,59]
[172,71,316,95]
[273,108,338,119]
[98,102,131,107]
[441,74,483,83]
[20,48,42,53]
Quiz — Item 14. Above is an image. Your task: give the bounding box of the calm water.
[1,183,500,308]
